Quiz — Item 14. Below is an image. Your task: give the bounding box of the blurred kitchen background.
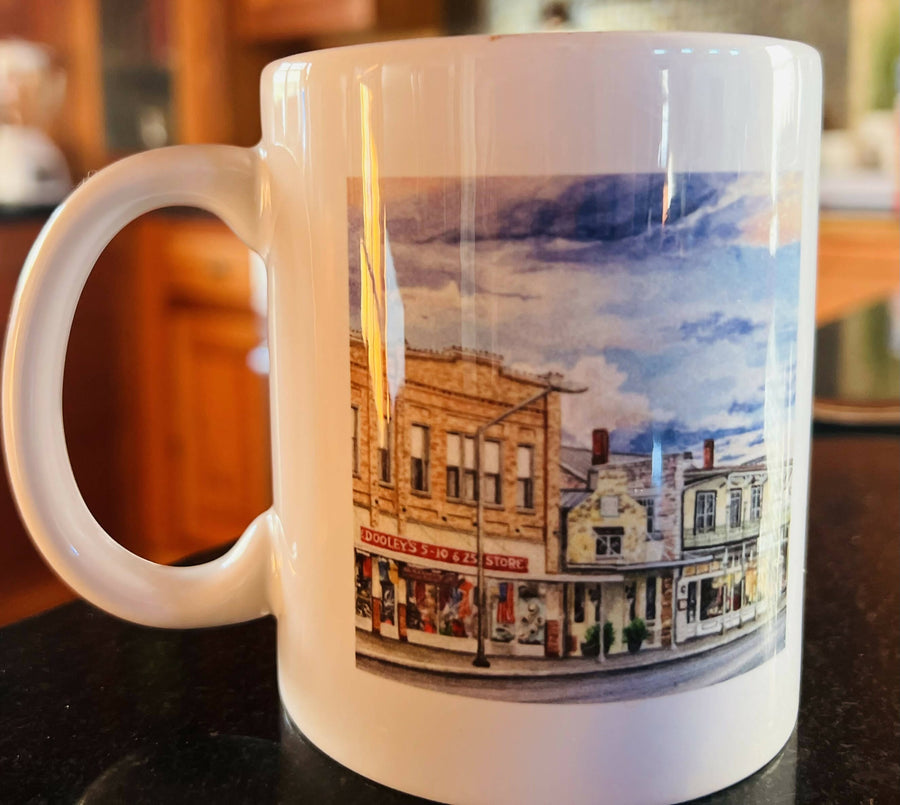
[1,0,897,624]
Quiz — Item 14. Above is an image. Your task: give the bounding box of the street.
[357,610,787,703]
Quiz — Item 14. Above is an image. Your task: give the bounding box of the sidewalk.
[357,607,786,678]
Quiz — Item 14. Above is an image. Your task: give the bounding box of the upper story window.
[694,490,716,534]
[379,420,393,485]
[728,489,743,528]
[446,433,476,501]
[410,424,430,493]
[593,526,623,559]
[600,495,619,518]
[516,445,534,509]
[351,406,360,476]
[482,439,502,505]
[750,485,762,521]
[636,495,656,536]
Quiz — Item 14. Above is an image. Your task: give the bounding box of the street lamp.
[472,376,587,668]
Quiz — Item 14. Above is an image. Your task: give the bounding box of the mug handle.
[2,145,278,628]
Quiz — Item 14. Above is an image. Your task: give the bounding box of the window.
[645,575,657,621]
[446,433,476,501]
[636,496,656,536]
[728,489,742,528]
[732,578,743,611]
[625,581,636,621]
[694,491,716,533]
[750,485,762,520]
[483,439,502,505]
[573,583,585,623]
[410,424,430,493]
[700,577,724,621]
[686,581,697,623]
[516,445,534,509]
[351,406,360,476]
[600,495,620,518]
[378,420,393,485]
[593,526,623,559]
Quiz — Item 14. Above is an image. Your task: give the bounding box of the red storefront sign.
[359,526,529,573]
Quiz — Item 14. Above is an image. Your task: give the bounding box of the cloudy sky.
[349,173,801,465]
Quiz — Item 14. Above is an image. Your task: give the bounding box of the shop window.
[378,560,395,625]
[516,584,546,645]
[588,585,601,622]
[351,406,360,476]
[625,581,636,621]
[483,439,502,505]
[446,432,477,501]
[516,444,534,509]
[694,491,716,533]
[732,578,743,611]
[699,577,724,621]
[750,485,762,521]
[410,424,430,493]
[438,575,474,638]
[355,551,372,619]
[379,420,393,485]
[593,527,623,559]
[686,580,697,623]
[646,575,657,621]
[405,579,438,634]
[492,581,516,643]
[573,582,585,623]
[729,489,742,528]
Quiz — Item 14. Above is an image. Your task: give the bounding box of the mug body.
[260,33,821,804]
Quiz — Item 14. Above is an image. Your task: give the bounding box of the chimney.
[591,428,610,465]
[703,439,715,469]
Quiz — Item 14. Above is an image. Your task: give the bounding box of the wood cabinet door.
[168,307,271,554]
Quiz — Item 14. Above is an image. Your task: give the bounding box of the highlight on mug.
[348,170,800,703]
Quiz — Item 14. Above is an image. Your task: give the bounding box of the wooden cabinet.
[817,213,900,324]
[120,216,271,563]
[234,0,375,40]
[0,214,271,625]
[170,308,270,552]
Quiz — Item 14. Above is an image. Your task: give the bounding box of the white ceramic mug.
[3,33,821,804]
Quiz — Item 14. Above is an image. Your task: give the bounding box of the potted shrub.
[580,621,615,657]
[623,617,649,654]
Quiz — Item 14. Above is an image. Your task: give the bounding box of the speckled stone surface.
[1,433,897,804]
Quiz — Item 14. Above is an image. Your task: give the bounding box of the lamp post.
[472,377,587,668]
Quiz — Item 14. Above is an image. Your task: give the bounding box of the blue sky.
[349,173,801,465]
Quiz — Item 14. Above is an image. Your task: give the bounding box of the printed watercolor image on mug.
[348,172,801,703]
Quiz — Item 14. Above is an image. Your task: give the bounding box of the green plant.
[603,620,615,655]
[580,621,615,657]
[623,617,649,653]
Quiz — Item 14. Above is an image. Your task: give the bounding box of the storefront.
[675,542,761,641]
[355,545,578,658]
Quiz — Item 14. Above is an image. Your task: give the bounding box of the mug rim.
[262,30,820,78]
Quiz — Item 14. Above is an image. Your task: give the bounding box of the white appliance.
[0,39,71,207]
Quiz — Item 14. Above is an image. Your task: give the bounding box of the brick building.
[351,333,567,657]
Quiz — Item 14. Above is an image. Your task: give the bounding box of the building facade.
[353,334,789,664]
[351,333,567,657]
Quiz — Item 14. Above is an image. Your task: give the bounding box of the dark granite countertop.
[1,431,898,804]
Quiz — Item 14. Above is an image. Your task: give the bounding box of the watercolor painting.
[348,173,799,703]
